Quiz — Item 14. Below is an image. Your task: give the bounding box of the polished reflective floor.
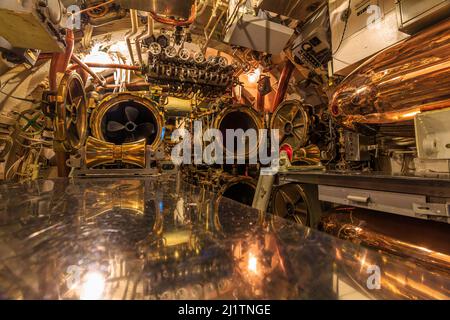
[0,174,448,299]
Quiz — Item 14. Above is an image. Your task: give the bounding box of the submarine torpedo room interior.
[0,0,449,301]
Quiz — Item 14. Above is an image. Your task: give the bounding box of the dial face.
[217,56,228,67]
[179,48,190,61]
[149,42,162,55]
[164,46,177,58]
[193,51,205,64]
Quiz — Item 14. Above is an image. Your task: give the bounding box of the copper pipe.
[330,18,450,127]
[256,78,265,112]
[49,30,74,91]
[83,62,140,71]
[75,0,115,15]
[256,92,264,112]
[49,30,74,178]
[272,60,295,112]
[70,55,105,85]
[55,151,70,177]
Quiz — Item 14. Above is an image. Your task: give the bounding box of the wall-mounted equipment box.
[329,0,409,75]
[396,0,450,34]
[224,14,294,54]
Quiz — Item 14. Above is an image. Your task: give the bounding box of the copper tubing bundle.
[320,207,450,275]
[330,18,450,127]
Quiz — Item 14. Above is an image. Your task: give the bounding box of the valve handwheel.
[54,72,88,152]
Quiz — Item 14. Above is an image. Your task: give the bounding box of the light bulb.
[80,271,106,300]
[247,68,261,84]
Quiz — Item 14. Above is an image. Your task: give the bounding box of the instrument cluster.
[144,35,237,98]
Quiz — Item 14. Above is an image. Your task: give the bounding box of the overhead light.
[247,67,261,84]
[248,252,258,273]
[80,271,106,300]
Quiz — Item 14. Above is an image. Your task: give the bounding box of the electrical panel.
[291,4,331,69]
[329,0,409,75]
[224,13,294,54]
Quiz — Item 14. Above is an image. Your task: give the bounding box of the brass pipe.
[134,19,147,66]
[125,9,138,66]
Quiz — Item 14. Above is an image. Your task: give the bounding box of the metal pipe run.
[272,59,295,112]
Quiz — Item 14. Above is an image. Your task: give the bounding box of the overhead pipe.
[49,29,74,91]
[70,55,105,85]
[135,22,148,66]
[272,60,295,113]
[125,9,139,66]
[82,62,140,71]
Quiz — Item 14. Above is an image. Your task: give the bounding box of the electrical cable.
[332,0,352,56]
[0,87,38,103]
